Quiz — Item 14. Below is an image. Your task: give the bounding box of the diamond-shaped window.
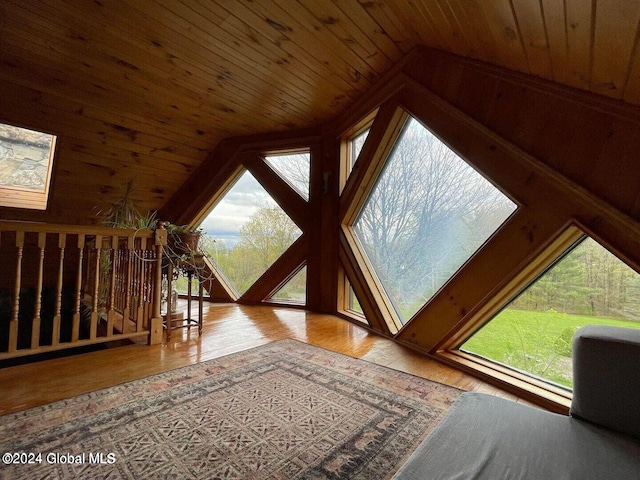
[264,152,310,200]
[198,170,302,296]
[460,236,640,389]
[352,116,517,324]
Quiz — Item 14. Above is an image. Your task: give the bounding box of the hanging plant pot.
[169,232,201,254]
[161,222,205,257]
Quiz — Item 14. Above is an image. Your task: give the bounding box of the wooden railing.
[0,221,163,360]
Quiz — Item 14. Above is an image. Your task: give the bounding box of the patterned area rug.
[0,339,461,479]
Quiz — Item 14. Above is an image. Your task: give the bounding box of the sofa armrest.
[570,325,640,438]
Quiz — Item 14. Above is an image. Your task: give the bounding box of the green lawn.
[461,309,640,388]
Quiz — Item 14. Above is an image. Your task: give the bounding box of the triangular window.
[349,128,370,171]
[264,152,310,200]
[460,236,640,389]
[269,266,307,304]
[346,280,368,324]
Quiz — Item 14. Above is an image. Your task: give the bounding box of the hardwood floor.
[0,303,528,416]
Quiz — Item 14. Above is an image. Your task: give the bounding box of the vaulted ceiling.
[1,0,639,224]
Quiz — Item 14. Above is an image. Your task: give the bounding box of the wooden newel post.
[148,223,167,345]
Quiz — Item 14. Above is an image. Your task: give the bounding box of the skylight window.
[0,122,56,210]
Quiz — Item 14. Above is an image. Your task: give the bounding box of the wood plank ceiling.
[1,0,639,225]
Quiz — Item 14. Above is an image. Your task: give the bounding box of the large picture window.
[352,116,517,324]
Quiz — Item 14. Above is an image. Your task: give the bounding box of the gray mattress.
[392,392,640,480]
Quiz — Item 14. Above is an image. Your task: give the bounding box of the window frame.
[193,166,303,299]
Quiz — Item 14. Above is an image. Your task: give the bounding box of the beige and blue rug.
[0,339,461,479]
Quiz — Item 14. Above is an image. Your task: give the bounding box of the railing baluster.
[131,238,139,327]
[52,233,66,346]
[9,231,24,353]
[90,235,102,340]
[136,237,147,331]
[30,232,46,349]
[118,247,125,313]
[106,235,117,337]
[116,247,123,332]
[141,249,148,327]
[113,247,119,314]
[126,236,135,330]
[143,248,153,327]
[124,246,130,332]
[72,234,85,343]
[131,242,138,328]
[149,237,163,345]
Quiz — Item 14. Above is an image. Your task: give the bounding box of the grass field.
[461,309,640,388]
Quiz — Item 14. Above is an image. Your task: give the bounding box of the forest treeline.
[510,237,640,321]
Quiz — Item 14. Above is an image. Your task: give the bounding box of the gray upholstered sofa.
[393,325,640,479]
